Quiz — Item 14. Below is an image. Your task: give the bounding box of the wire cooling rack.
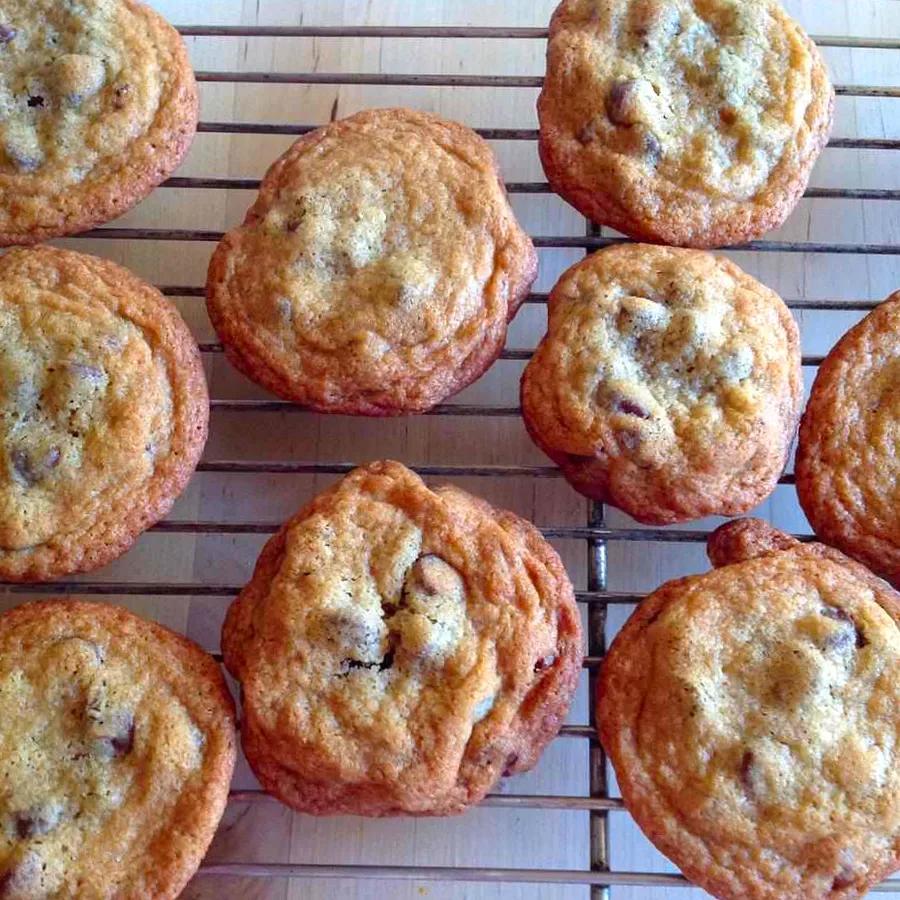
[2,8,900,897]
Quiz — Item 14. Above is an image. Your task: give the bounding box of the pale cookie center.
[575,0,797,199]
[0,304,172,551]
[591,287,754,433]
[327,554,467,676]
[0,636,205,892]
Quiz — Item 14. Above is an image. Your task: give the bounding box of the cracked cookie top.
[0,0,197,244]
[0,599,235,899]
[206,108,537,415]
[0,247,208,581]
[520,244,801,524]
[538,0,834,247]
[222,460,582,816]
[599,520,900,899]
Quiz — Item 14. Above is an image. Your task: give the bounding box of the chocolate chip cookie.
[0,599,236,898]
[222,460,582,816]
[0,246,208,581]
[600,519,900,899]
[796,290,900,587]
[206,108,537,415]
[520,244,801,524]
[538,0,834,248]
[0,0,198,245]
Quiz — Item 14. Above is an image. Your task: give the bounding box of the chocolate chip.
[606,80,642,126]
[68,362,104,382]
[534,655,556,672]
[15,804,62,839]
[832,867,855,890]
[821,606,867,648]
[643,131,662,166]
[719,107,737,127]
[576,119,597,145]
[615,399,651,419]
[0,25,16,44]
[502,753,519,777]
[93,714,135,759]
[10,447,61,487]
[739,750,755,798]
[26,95,44,108]
[113,83,132,109]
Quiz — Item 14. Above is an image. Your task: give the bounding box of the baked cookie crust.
[0,246,209,581]
[520,244,801,524]
[538,0,834,248]
[222,460,582,816]
[0,599,236,899]
[206,108,537,415]
[599,519,900,899]
[0,0,198,245]
[796,290,900,587]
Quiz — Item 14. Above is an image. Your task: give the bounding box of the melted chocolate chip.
[606,80,641,126]
[113,83,132,109]
[27,95,44,109]
[739,750,755,798]
[832,867,855,890]
[68,362,104,382]
[0,25,16,44]
[615,399,651,419]
[93,714,135,759]
[502,753,519,777]
[719,107,737,127]
[643,131,663,166]
[15,805,61,840]
[11,447,61,487]
[821,606,867,648]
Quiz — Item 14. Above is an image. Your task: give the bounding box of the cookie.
[0,246,208,581]
[0,599,236,899]
[222,460,582,816]
[796,291,900,587]
[206,108,537,415]
[520,244,801,524]
[538,0,834,248]
[599,519,900,899]
[0,0,198,245]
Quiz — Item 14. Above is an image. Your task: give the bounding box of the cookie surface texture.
[796,290,900,586]
[520,243,801,524]
[0,246,209,581]
[0,0,198,244]
[206,107,538,415]
[0,599,236,899]
[222,460,582,815]
[537,0,834,247]
[599,521,900,899]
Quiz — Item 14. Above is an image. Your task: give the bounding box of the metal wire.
[195,122,900,149]
[71,228,900,255]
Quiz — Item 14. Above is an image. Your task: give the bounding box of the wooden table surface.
[2,1,898,898]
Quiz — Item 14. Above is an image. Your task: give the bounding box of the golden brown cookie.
[599,519,900,900]
[0,0,198,245]
[206,108,537,415]
[0,599,236,899]
[0,246,208,581]
[796,291,900,587]
[520,244,801,524]
[538,0,834,248]
[222,460,582,816]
